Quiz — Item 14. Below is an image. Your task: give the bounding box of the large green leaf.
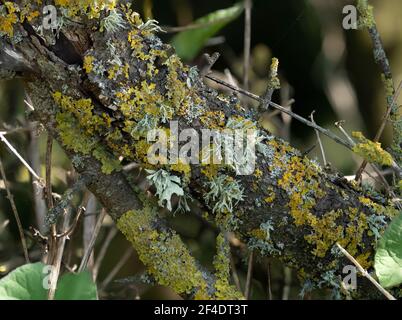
[0,262,97,300]
[171,3,244,61]
[374,212,402,288]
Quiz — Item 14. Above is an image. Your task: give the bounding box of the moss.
[117,205,209,296]
[352,131,393,166]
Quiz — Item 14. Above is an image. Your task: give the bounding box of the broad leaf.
[374,212,402,288]
[171,3,244,61]
[0,262,97,300]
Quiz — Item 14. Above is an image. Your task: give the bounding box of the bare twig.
[27,122,46,233]
[282,266,292,300]
[56,206,85,239]
[243,0,252,91]
[100,247,134,291]
[47,209,72,300]
[311,111,327,166]
[336,243,395,300]
[205,74,354,149]
[0,132,42,180]
[45,135,54,209]
[78,208,108,273]
[0,220,10,233]
[355,81,402,180]
[334,121,356,146]
[93,226,118,281]
[244,251,254,299]
[267,261,273,300]
[0,156,30,263]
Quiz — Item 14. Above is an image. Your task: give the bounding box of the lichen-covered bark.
[0,0,399,298]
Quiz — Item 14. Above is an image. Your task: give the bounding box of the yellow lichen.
[352,131,393,166]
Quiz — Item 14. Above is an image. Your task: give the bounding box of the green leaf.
[171,3,244,61]
[374,212,402,288]
[0,262,97,300]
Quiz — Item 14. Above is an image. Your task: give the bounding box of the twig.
[204,74,354,149]
[243,0,252,91]
[0,132,42,181]
[82,193,97,272]
[267,261,273,300]
[47,208,72,300]
[56,206,85,239]
[282,266,292,300]
[336,243,395,300]
[78,208,108,273]
[0,156,30,263]
[45,135,54,209]
[100,247,134,291]
[311,111,327,166]
[27,122,46,233]
[0,220,10,233]
[244,251,254,299]
[334,121,356,146]
[355,81,402,180]
[93,226,118,281]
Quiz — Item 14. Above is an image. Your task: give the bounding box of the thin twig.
[311,111,327,166]
[355,81,402,180]
[78,208,108,273]
[282,266,292,300]
[0,220,10,233]
[93,226,118,281]
[47,208,72,300]
[267,261,273,300]
[205,74,354,149]
[100,247,134,291]
[0,156,30,263]
[56,206,85,238]
[244,251,254,299]
[336,243,395,300]
[45,135,54,209]
[243,0,252,91]
[0,132,42,180]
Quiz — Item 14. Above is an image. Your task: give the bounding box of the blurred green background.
[0,0,401,299]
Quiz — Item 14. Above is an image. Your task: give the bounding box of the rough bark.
[0,1,399,299]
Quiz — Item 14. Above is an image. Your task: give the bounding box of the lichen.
[117,205,209,296]
[357,0,375,29]
[352,131,393,166]
[213,234,243,299]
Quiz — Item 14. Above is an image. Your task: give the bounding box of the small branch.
[205,74,354,149]
[56,206,85,239]
[0,156,30,263]
[355,81,402,180]
[93,226,118,281]
[78,208,108,273]
[267,261,273,300]
[0,220,10,233]
[0,132,42,181]
[311,111,327,166]
[45,135,54,209]
[100,247,134,291]
[244,251,254,299]
[334,121,356,146]
[243,0,252,91]
[336,243,395,300]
